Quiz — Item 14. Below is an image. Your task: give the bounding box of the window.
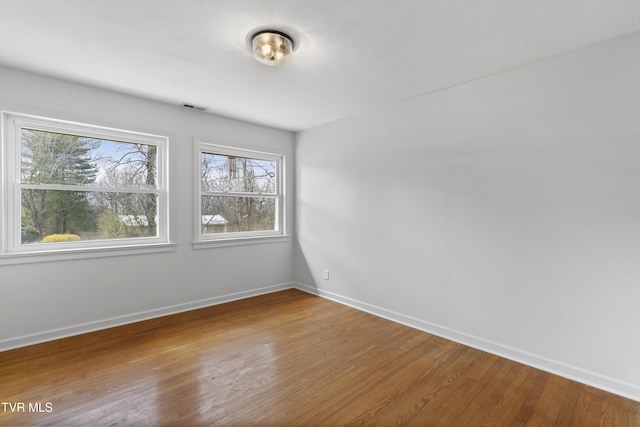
[1,112,170,258]
[195,142,285,245]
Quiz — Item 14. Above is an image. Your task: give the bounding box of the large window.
[195,142,285,244]
[1,113,170,257]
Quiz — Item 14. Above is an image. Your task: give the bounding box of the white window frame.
[1,112,173,263]
[194,142,286,248]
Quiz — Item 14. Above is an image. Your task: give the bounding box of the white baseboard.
[293,282,640,403]
[0,282,293,352]
[4,281,638,402]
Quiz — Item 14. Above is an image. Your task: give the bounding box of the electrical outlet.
[323,269,329,280]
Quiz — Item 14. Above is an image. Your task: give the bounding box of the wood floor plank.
[511,369,549,426]
[1,289,638,426]
[452,359,523,425]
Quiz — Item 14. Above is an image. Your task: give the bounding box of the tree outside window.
[3,113,169,254]
[197,143,284,242]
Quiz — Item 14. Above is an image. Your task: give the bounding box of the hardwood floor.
[1,289,638,426]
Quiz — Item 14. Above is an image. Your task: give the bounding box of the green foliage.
[21,129,98,186]
[97,212,129,239]
[18,127,160,245]
[21,223,40,243]
[41,233,81,243]
[97,212,155,239]
[20,129,98,240]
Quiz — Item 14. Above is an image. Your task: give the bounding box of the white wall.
[2,30,639,401]
[295,32,640,400]
[0,65,295,349]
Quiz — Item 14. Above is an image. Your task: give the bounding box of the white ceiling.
[1,0,639,131]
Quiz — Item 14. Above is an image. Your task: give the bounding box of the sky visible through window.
[201,153,275,194]
[21,129,157,189]
[200,151,278,234]
[19,128,159,243]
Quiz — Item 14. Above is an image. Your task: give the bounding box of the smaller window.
[195,143,285,244]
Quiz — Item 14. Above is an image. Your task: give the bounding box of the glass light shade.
[251,31,293,66]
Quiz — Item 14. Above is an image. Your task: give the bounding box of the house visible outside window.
[195,142,285,246]
[1,112,170,259]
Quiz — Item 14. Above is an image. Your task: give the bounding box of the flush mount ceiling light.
[250,30,294,66]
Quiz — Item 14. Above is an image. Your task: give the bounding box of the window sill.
[0,243,177,265]
[192,235,290,249]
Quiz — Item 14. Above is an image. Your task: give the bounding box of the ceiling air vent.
[182,103,207,112]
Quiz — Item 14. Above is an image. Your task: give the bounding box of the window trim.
[193,141,286,248]
[1,111,173,262]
